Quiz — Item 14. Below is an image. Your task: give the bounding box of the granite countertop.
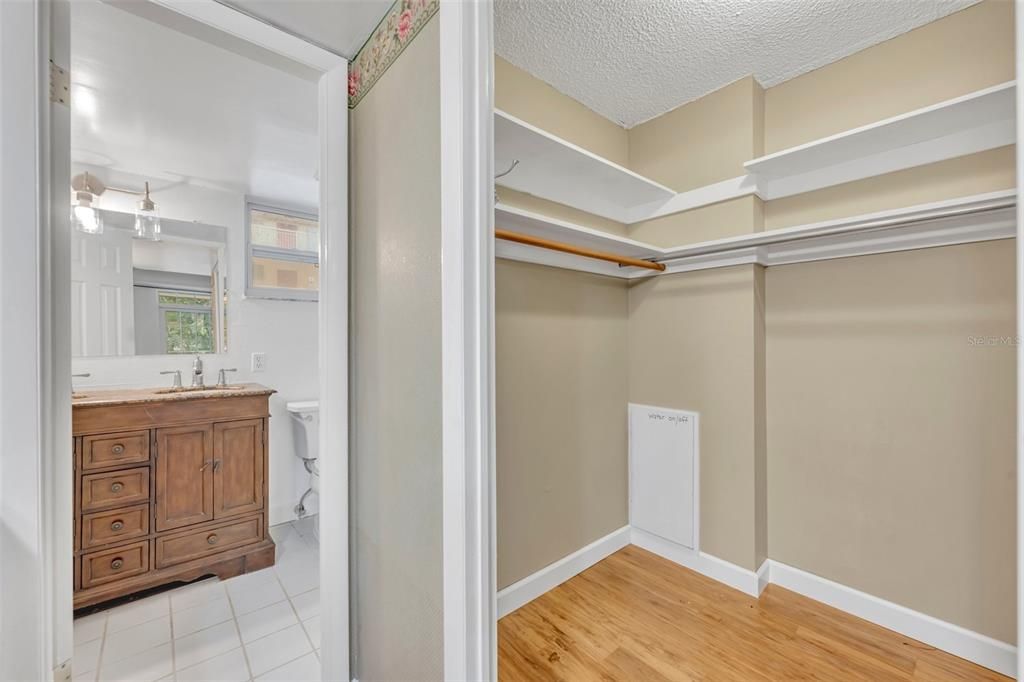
[72,382,276,408]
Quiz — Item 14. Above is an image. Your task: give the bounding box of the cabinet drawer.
[81,503,150,549]
[156,515,262,569]
[81,467,150,511]
[80,540,150,589]
[83,431,150,470]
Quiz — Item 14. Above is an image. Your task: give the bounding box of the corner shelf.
[494,110,675,224]
[495,204,663,277]
[745,81,1016,200]
[495,81,1016,225]
[494,191,1015,279]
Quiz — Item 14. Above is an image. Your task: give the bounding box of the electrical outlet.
[251,352,266,372]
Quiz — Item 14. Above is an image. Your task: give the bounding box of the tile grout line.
[225,580,257,681]
[167,597,176,681]
[91,614,109,682]
[279,568,317,653]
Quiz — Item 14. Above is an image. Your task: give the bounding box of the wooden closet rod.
[495,229,666,272]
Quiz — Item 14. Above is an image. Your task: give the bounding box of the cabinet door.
[213,419,264,519]
[155,425,214,531]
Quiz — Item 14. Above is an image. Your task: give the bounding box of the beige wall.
[350,18,444,680]
[628,78,765,247]
[629,77,764,192]
[498,187,628,237]
[628,265,765,570]
[496,56,629,166]
[766,240,1016,642]
[496,260,629,589]
[765,0,1014,153]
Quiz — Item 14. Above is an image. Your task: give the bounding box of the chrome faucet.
[216,368,238,388]
[160,370,183,388]
[191,355,204,387]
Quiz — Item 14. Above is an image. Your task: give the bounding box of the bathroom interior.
[68,2,324,680]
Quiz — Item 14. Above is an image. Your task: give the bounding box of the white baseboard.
[497,525,630,618]
[767,560,1016,679]
[630,528,764,597]
[756,558,770,595]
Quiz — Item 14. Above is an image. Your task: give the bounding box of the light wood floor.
[498,545,1009,681]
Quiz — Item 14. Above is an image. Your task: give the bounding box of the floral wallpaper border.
[349,0,440,108]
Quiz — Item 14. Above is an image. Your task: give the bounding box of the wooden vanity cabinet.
[72,387,275,609]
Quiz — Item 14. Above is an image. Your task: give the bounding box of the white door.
[71,226,135,356]
[629,404,699,549]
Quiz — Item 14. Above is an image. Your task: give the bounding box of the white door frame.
[439,1,497,679]
[1,0,72,679]
[1,2,350,680]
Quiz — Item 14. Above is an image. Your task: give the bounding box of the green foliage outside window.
[160,291,214,354]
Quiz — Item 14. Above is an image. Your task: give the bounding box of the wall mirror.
[71,209,228,357]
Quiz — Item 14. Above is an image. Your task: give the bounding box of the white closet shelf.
[496,82,1016,224]
[494,191,1016,279]
[494,110,675,224]
[745,81,1016,201]
[496,205,660,259]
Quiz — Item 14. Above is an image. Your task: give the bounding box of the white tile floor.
[73,517,320,682]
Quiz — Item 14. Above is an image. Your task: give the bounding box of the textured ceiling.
[495,0,980,128]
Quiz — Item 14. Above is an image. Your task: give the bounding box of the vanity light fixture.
[70,171,105,235]
[70,172,162,238]
[134,181,161,240]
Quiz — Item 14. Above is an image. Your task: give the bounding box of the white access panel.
[629,404,699,550]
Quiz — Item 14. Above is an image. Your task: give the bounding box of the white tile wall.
[72,520,320,682]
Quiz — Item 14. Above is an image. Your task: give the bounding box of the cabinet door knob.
[111,444,125,455]
[110,482,124,493]
[110,520,124,532]
[110,558,124,570]
[206,534,218,545]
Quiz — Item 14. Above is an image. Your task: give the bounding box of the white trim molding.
[497,526,631,618]
[655,190,1016,276]
[440,0,495,679]
[769,561,1016,679]
[316,61,350,682]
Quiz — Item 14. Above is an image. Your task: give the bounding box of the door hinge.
[49,60,69,106]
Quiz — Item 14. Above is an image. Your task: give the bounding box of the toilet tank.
[286,400,319,461]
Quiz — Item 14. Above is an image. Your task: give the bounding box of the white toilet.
[286,400,320,535]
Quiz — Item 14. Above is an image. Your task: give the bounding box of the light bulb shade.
[134,209,161,240]
[71,203,103,235]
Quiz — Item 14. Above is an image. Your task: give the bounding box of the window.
[246,200,319,300]
[159,291,215,354]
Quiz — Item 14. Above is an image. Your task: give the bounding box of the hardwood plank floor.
[498,545,1009,681]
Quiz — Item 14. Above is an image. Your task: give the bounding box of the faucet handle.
[160,370,183,388]
[216,368,238,388]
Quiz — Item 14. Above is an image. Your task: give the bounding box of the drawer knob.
[111,444,125,455]
[110,482,124,493]
[110,520,124,532]
[207,534,218,545]
[110,558,124,570]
